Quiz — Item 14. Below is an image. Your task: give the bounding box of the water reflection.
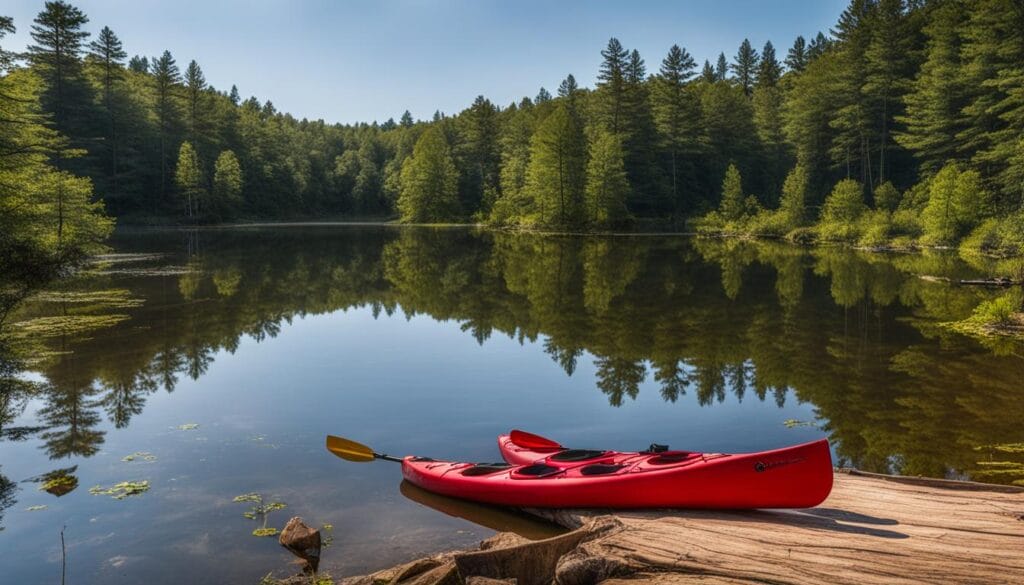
[1,226,1022,515]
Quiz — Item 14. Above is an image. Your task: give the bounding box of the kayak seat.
[646,452,694,465]
[550,449,607,462]
[462,463,514,476]
[515,464,561,477]
[580,464,625,476]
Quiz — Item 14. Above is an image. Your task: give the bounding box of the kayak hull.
[402,438,833,509]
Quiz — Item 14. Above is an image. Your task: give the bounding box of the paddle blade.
[326,435,376,462]
[509,429,563,450]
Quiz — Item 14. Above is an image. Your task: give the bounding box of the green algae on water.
[252,527,280,537]
[176,423,199,431]
[783,419,817,428]
[89,480,150,499]
[122,452,157,462]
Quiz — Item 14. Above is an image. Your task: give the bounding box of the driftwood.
[341,471,1024,584]
[958,277,1020,287]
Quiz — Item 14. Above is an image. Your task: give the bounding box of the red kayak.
[401,430,833,509]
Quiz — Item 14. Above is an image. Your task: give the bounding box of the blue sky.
[4,0,847,125]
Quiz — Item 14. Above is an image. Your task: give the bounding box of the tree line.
[2,0,1023,254]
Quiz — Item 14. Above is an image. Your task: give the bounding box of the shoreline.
[330,469,1024,585]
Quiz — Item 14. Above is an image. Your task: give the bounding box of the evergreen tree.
[184,60,207,143]
[652,44,700,215]
[757,41,781,87]
[400,110,414,128]
[535,87,552,103]
[28,0,91,140]
[87,25,126,199]
[715,52,729,81]
[864,0,914,186]
[397,126,460,222]
[175,141,204,219]
[700,59,716,83]
[525,104,585,227]
[460,95,500,213]
[596,38,629,133]
[211,149,243,217]
[152,50,181,203]
[622,48,662,214]
[585,130,630,227]
[807,32,831,60]
[778,164,810,227]
[228,84,240,105]
[719,164,745,221]
[732,39,760,94]
[896,0,968,178]
[786,36,808,72]
[821,178,867,226]
[127,55,148,73]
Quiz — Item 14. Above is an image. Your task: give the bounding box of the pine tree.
[557,73,580,115]
[807,32,831,60]
[821,178,867,226]
[461,95,500,213]
[622,48,662,214]
[786,36,808,72]
[732,39,760,95]
[397,126,460,222]
[896,0,968,178]
[175,141,204,219]
[228,84,240,105]
[652,44,699,215]
[778,164,810,227]
[87,26,126,198]
[127,55,148,73]
[757,41,781,87]
[596,38,629,133]
[585,130,630,227]
[28,0,91,139]
[700,60,716,83]
[184,60,207,143]
[525,104,585,227]
[152,50,181,202]
[535,87,552,103]
[400,110,414,128]
[864,0,914,186]
[715,52,729,81]
[958,0,1024,205]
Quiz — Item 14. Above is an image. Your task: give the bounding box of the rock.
[278,516,321,571]
[279,516,321,552]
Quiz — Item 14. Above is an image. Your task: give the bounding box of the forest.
[2,0,1024,265]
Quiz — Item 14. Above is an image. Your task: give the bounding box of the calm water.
[1,226,1022,583]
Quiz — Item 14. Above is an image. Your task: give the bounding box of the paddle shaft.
[376,453,403,463]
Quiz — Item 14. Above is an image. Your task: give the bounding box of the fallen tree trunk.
[342,470,1024,584]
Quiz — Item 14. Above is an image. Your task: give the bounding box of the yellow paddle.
[325,435,404,463]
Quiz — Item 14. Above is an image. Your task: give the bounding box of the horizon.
[3,0,846,125]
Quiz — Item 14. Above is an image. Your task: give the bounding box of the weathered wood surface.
[341,470,1024,585]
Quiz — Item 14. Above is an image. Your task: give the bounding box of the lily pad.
[122,452,157,462]
[252,527,280,537]
[89,480,150,500]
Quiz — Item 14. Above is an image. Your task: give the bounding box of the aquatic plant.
[11,314,129,338]
[175,423,199,431]
[89,480,150,499]
[783,419,817,429]
[233,492,287,537]
[121,452,157,462]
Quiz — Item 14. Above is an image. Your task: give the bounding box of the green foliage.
[584,130,630,228]
[397,126,460,222]
[719,164,746,222]
[525,104,585,228]
[778,164,809,229]
[873,181,900,212]
[818,179,867,242]
[174,141,204,219]
[921,163,989,245]
[211,150,243,218]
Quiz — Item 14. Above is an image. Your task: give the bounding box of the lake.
[1,225,1022,583]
